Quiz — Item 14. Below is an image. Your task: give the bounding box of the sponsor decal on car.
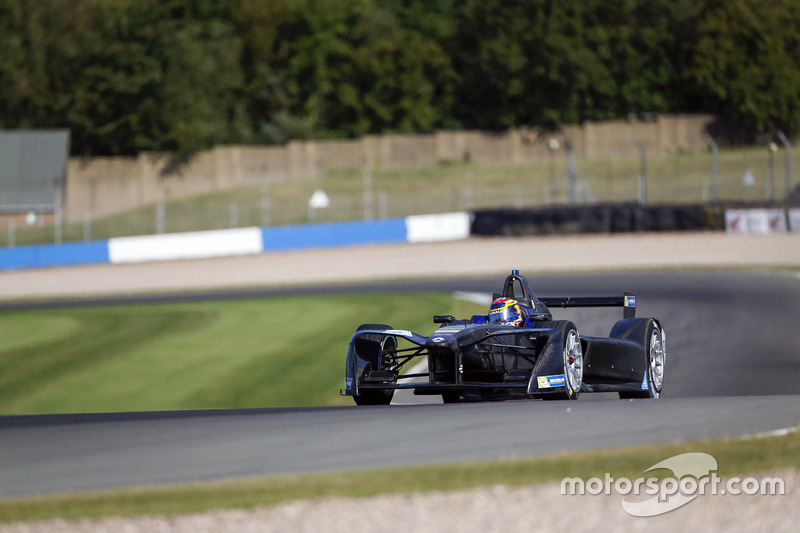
[345,377,353,390]
[537,374,566,389]
[641,373,648,390]
[385,329,413,337]
[625,295,636,307]
[431,337,445,343]
[435,329,461,334]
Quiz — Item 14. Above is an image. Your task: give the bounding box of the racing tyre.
[353,324,397,406]
[543,321,583,400]
[619,320,665,399]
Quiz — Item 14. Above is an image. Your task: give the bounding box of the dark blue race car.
[342,270,666,405]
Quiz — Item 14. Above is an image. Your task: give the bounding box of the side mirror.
[433,315,456,324]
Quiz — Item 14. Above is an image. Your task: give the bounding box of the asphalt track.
[1,270,800,498]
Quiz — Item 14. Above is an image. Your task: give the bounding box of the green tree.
[1,0,248,155]
[448,0,696,129]
[234,0,455,142]
[0,0,64,129]
[3,0,799,155]
[68,0,246,155]
[686,0,800,134]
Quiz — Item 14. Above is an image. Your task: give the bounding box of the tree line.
[1,0,798,156]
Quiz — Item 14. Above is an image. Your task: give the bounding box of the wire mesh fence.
[4,146,798,247]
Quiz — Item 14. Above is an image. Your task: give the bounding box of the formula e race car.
[342,270,665,405]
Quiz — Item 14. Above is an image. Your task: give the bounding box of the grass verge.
[0,292,485,414]
[0,427,797,524]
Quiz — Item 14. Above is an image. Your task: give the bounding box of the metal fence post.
[378,191,388,219]
[8,218,15,248]
[777,131,791,200]
[229,202,238,228]
[635,138,647,205]
[83,212,91,241]
[53,177,62,244]
[363,169,373,221]
[768,142,778,202]
[261,181,270,227]
[156,200,165,234]
[704,134,719,202]
[564,140,577,205]
[547,139,559,184]
[463,150,473,210]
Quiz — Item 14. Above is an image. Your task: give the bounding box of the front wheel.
[352,324,397,406]
[619,320,665,399]
[543,321,583,400]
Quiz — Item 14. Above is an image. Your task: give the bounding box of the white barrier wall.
[790,209,800,232]
[108,227,263,264]
[725,209,788,234]
[106,212,472,266]
[405,212,472,243]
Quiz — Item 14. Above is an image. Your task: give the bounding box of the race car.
[342,270,665,405]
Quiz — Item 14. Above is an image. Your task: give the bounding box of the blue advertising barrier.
[0,240,110,271]
[0,214,465,271]
[262,218,408,252]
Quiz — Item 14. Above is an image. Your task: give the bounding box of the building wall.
[63,114,717,220]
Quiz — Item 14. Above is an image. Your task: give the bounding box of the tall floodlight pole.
[635,138,647,205]
[704,134,719,203]
[777,131,791,201]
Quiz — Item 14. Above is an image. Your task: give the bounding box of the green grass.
[9,146,799,245]
[0,427,796,524]
[0,292,486,414]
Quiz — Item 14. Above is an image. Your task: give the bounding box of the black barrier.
[790,184,800,204]
[471,204,718,236]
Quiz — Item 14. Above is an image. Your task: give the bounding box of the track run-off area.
[1,232,799,498]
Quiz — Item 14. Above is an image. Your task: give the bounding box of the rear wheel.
[353,324,397,406]
[619,320,665,399]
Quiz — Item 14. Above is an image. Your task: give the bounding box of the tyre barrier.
[471,204,714,236]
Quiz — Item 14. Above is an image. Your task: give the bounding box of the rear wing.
[539,291,636,319]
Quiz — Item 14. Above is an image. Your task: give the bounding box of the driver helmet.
[488,298,524,326]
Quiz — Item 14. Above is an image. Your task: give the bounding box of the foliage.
[0,0,798,155]
[686,0,800,134]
